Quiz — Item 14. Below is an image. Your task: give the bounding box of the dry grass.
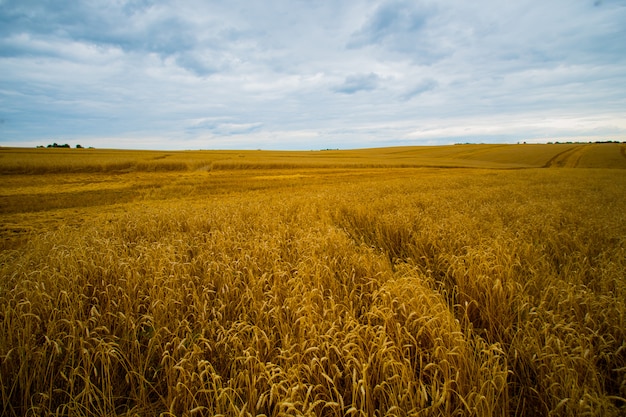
[1,145,625,416]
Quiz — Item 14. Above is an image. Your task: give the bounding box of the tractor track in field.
[543,145,589,168]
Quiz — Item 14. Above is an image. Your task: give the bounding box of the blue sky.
[1,0,625,150]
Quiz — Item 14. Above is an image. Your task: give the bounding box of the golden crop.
[1,144,625,416]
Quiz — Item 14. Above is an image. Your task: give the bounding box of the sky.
[1,0,625,150]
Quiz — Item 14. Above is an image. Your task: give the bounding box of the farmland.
[1,143,625,416]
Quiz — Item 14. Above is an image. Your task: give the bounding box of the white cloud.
[333,73,381,94]
[1,0,625,149]
[401,78,438,100]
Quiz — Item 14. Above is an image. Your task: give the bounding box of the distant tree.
[46,142,71,148]
[76,144,83,149]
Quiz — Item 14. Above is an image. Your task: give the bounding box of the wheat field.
[1,144,625,416]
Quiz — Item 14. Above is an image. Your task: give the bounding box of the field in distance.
[1,142,626,174]
[1,143,625,416]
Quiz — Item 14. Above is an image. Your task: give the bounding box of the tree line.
[37,143,90,148]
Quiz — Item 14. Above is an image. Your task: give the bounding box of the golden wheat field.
[1,143,625,416]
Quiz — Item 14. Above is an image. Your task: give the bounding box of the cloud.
[347,0,446,63]
[333,73,380,94]
[401,78,438,100]
[187,118,263,136]
[0,1,227,65]
[1,0,625,149]
[348,0,431,48]
[175,52,224,77]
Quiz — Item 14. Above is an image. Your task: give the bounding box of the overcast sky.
[1,0,625,150]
